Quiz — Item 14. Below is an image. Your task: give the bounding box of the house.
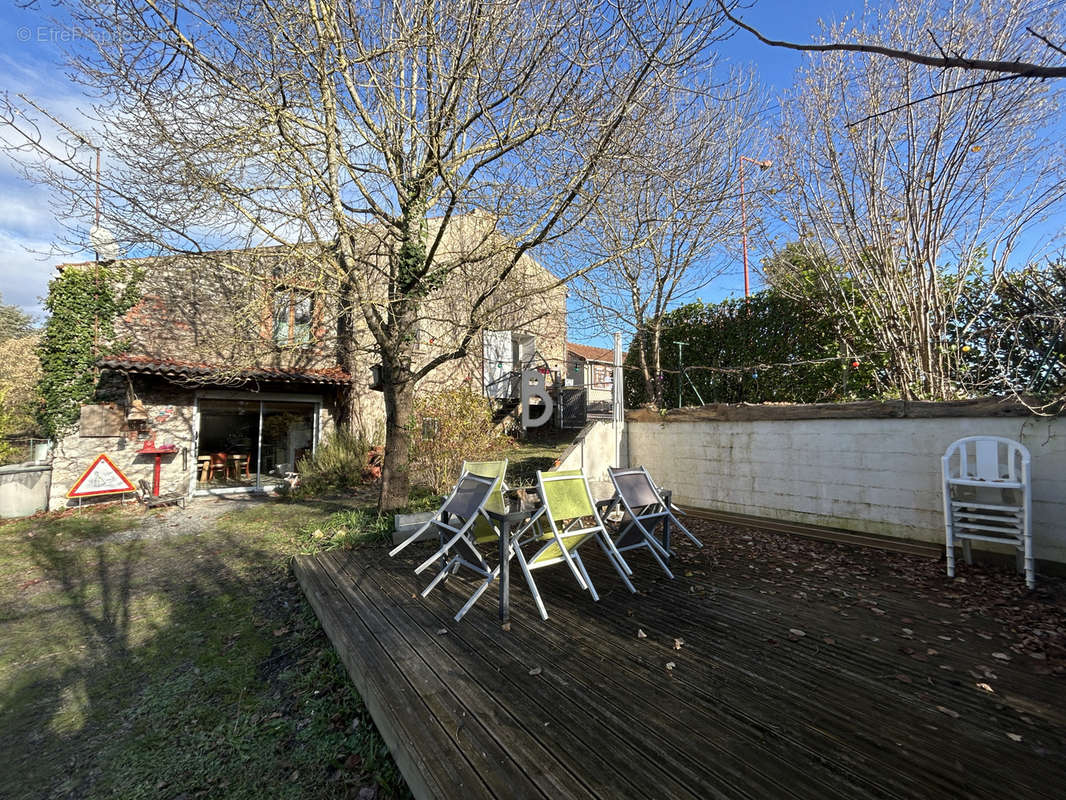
[46,224,566,509]
[565,342,615,411]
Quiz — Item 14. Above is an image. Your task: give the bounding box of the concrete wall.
[0,464,52,518]
[626,414,1066,564]
[556,420,625,481]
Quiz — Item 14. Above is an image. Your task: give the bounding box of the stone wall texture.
[49,383,196,510]
[49,382,340,510]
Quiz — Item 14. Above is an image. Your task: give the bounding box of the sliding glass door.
[195,397,318,492]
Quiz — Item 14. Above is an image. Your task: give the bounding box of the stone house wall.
[48,380,341,510]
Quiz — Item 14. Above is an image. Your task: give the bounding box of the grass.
[0,498,413,800]
[0,434,579,799]
[506,427,577,485]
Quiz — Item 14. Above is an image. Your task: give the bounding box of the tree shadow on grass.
[0,504,404,799]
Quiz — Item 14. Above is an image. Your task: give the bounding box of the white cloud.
[0,229,71,318]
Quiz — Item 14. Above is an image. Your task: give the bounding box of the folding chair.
[511,469,635,620]
[386,471,498,616]
[942,436,1033,589]
[463,459,509,546]
[607,466,703,569]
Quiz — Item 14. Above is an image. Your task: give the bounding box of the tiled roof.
[98,354,352,385]
[566,342,614,363]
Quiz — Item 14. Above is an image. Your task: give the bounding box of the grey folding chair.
[607,466,703,576]
[388,472,499,616]
[511,469,635,620]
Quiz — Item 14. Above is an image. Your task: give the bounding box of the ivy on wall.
[625,291,879,408]
[36,263,142,439]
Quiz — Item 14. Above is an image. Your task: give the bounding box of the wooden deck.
[294,523,1066,800]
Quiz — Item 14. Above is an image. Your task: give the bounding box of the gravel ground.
[105,493,274,543]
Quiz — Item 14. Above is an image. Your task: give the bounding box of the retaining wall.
[624,400,1066,564]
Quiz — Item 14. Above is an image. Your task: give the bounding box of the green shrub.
[410,386,513,493]
[292,428,371,498]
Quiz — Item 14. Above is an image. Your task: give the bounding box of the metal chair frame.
[511,469,634,620]
[941,436,1033,589]
[607,466,703,576]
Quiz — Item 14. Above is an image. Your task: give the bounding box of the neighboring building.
[46,224,566,509]
[565,342,615,410]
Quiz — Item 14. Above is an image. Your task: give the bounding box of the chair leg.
[670,515,703,548]
[1023,531,1035,591]
[945,518,956,578]
[421,556,460,597]
[415,531,465,574]
[388,519,435,557]
[572,552,599,602]
[455,574,496,621]
[599,537,636,593]
[646,540,675,579]
[514,548,549,620]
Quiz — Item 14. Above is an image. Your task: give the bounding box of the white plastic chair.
[941,436,1033,589]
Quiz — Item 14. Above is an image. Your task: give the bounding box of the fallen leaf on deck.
[673,638,684,650]
[936,705,960,719]
[436,628,448,635]
[976,683,994,693]
[528,666,542,676]
[665,662,676,670]
[636,629,647,639]
[789,628,806,637]
[1007,733,1023,742]
[992,652,1011,661]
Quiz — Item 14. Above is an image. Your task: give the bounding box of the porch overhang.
[97,355,352,386]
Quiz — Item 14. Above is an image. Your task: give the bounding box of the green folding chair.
[511,469,635,620]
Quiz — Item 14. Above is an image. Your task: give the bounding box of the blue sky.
[0,1,870,326]
[10,0,1062,348]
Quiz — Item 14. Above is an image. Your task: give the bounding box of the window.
[591,364,613,389]
[273,289,314,346]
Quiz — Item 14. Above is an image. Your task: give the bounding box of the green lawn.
[0,499,410,800]
[0,434,577,799]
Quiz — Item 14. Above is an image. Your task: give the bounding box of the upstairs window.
[273,289,314,346]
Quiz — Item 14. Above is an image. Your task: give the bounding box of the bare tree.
[768,0,1065,400]
[1,0,729,508]
[716,0,1066,79]
[568,71,764,406]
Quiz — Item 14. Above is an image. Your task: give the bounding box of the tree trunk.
[378,358,414,511]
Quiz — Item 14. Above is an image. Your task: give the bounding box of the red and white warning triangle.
[67,454,136,498]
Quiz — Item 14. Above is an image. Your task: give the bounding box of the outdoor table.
[486,489,543,631]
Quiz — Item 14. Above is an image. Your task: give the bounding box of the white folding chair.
[942,436,1033,589]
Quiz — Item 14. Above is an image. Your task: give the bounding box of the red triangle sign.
[68,454,137,498]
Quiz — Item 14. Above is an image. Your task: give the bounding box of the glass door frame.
[191,390,322,495]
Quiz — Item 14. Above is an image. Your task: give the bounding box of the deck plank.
[325,549,590,800]
[295,523,1066,800]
